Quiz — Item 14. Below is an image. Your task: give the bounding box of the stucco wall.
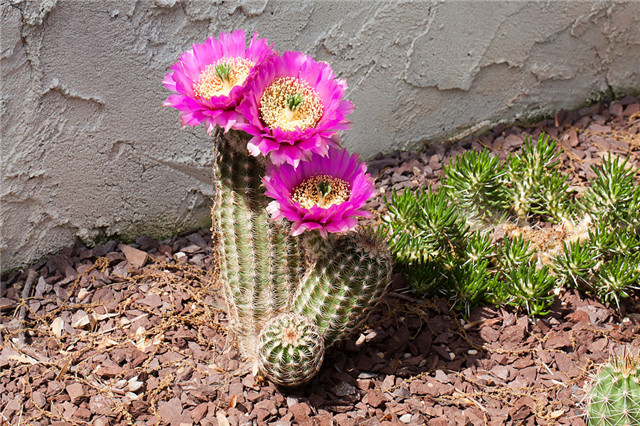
[1,0,639,271]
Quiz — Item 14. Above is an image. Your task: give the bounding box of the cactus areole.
[165,31,392,386]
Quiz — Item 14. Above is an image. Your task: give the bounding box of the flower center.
[193,57,254,99]
[259,77,324,131]
[292,175,350,209]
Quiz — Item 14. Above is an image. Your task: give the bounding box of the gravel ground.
[1,95,639,426]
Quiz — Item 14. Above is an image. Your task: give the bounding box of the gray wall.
[2,0,639,271]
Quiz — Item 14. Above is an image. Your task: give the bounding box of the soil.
[1,95,640,426]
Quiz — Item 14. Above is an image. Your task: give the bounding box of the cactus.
[211,130,392,385]
[167,33,391,387]
[256,313,325,387]
[211,129,303,359]
[293,229,392,347]
[585,352,640,426]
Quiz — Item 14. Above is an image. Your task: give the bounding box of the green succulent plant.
[381,132,640,316]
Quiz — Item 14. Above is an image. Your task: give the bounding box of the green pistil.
[317,180,331,207]
[215,62,233,83]
[317,180,331,197]
[286,93,304,111]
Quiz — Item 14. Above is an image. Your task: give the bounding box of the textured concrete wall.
[2,0,639,271]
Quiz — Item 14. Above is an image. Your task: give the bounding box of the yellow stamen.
[259,77,323,131]
[292,175,350,209]
[193,57,254,99]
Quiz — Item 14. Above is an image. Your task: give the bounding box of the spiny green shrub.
[382,133,640,316]
[585,352,640,426]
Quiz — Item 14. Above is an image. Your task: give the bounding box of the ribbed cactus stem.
[293,228,393,347]
[586,352,640,426]
[211,129,302,359]
[257,313,325,387]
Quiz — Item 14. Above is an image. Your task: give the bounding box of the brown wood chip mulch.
[1,96,639,426]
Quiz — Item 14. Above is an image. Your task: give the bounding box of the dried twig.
[388,291,422,304]
[17,269,38,346]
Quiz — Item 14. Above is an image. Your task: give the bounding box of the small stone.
[400,414,412,423]
[286,396,298,407]
[119,244,148,267]
[289,403,311,422]
[545,331,572,350]
[88,394,115,416]
[157,397,182,424]
[364,390,386,408]
[66,382,86,404]
[32,390,46,408]
[228,382,243,398]
[333,381,357,397]
[434,370,449,383]
[190,403,208,423]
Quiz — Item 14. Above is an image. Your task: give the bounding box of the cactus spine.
[211,129,303,359]
[586,352,640,426]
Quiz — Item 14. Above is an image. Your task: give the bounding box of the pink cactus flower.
[263,145,375,237]
[163,30,275,133]
[236,51,354,168]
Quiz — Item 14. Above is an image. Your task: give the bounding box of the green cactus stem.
[257,313,325,387]
[211,129,302,360]
[293,228,393,347]
[586,352,640,426]
[211,129,393,385]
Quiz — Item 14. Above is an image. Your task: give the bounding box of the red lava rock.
[554,352,575,372]
[32,390,47,408]
[364,390,386,408]
[66,382,86,404]
[479,325,500,343]
[190,402,208,423]
[138,293,162,308]
[490,365,512,381]
[623,102,640,116]
[73,406,92,420]
[289,402,312,422]
[157,397,183,424]
[545,331,573,350]
[228,382,243,398]
[119,244,148,267]
[566,309,591,323]
[88,394,115,416]
[255,399,277,415]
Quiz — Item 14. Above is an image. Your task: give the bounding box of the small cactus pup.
[257,313,325,387]
[585,352,640,426]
